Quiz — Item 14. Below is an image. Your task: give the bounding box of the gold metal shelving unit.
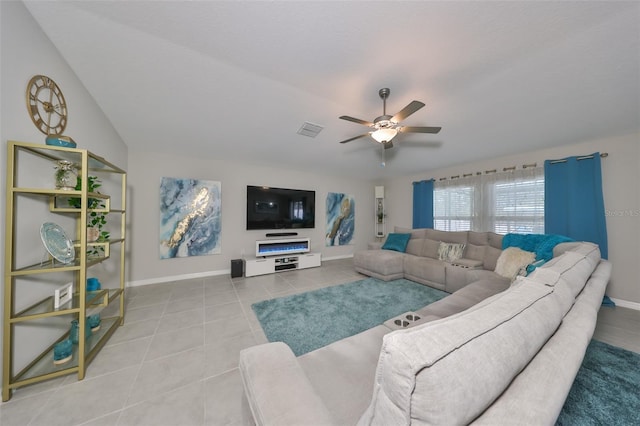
[2,141,126,401]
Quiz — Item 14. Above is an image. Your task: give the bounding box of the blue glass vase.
[88,314,101,332]
[86,277,101,292]
[53,339,73,365]
[69,319,92,344]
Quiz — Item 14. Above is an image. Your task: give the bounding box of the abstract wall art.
[325,192,355,246]
[159,177,221,259]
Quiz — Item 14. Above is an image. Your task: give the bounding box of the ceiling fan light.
[371,128,398,143]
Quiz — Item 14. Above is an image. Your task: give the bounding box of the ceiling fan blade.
[383,141,393,150]
[400,126,442,134]
[339,115,374,127]
[339,133,370,144]
[391,101,425,122]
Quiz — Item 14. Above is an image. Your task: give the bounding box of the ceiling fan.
[339,88,441,149]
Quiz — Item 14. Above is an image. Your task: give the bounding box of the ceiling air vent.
[297,122,324,138]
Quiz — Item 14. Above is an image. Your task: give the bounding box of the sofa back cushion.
[467,231,488,245]
[527,242,601,300]
[488,232,504,249]
[405,238,424,256]
[421,239,440,259]
[424,229,468,244]
[394,226,427,240]
[483,246,502,271]
[465,243,486,262]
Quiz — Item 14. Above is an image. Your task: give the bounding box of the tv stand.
[245,238,321,277]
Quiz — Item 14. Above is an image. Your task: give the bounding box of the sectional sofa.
[239,240,611,425]
[353,227,510,293]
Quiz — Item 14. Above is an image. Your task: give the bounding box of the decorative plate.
[40,222,75,264]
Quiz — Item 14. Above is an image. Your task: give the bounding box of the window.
[434,185,474,231]
[433,168,544,234]
[492,176,545,234]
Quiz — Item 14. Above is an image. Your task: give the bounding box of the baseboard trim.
[322,254,354,261]
[126,255,354,288]
[127,269,230,288]
[609,297,640,311]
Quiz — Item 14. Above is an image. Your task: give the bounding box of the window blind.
[433,168,544,234]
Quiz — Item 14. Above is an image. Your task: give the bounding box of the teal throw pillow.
[382,233,411,253]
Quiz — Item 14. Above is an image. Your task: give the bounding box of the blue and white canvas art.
[325,192,355,246]
[159,177,221,259]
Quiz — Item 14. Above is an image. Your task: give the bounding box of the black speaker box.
[231,259,244,278]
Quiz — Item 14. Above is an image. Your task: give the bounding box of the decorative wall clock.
[26,74,68,136]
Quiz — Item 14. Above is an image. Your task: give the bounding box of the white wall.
[383,133,640,305]
[127,151,375,284]
[0,1,128,389]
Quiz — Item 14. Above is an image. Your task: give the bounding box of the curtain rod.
[435,152,608,181]
[548,152,609,164]
[439,164,537,180]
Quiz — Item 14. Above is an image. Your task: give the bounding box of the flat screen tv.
[246,185,315,230]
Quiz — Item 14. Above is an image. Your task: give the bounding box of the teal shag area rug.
[557,339,640,425]
[251,278,448,356]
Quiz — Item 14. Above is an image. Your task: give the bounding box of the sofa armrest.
[368,241,384,250]
[239,342,335,426]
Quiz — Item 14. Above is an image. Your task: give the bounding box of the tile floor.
[0,258,362,426]
[1,258,638,426]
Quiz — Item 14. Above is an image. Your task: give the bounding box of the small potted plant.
[69,176,109,251]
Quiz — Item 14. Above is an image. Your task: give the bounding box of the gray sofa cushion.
[483,245,502,271]
[528,242,601,299]
[465,243,486,262]
[465,269,511,285]
[488,232,504,249]
[425,229,468,244]
[416,278,511,320]
[405,238,424,256]
[552,241,584,257]
[358,281,564,426]
[467,231,489,245]
[421,238,440,259]
[299,325,392,425]
[239,342,335,425]
[354,249,405,280]
[444,263,471,293]
[403,256,445,286]
[394,226,427,239]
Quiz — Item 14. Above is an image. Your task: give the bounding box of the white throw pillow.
[437,242,466,262]
[494,247,536,280]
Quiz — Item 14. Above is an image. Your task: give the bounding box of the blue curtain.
[413,180,434,229]
[544,153,608,259]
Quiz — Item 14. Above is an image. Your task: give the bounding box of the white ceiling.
[24,1,640,180]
